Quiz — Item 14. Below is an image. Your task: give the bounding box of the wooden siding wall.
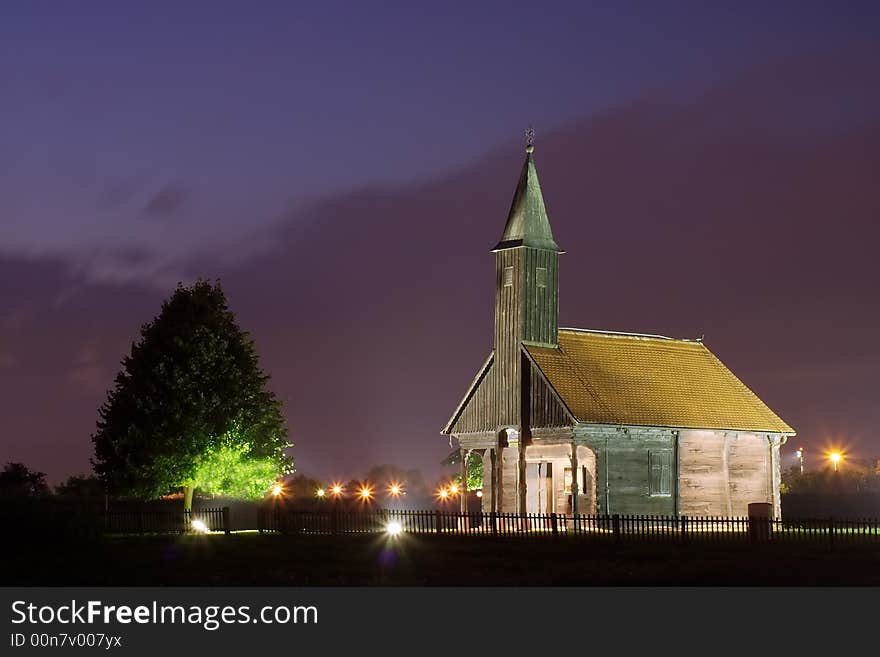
[450,365,499,435]
[726,433,771,515]
[520,247,558,346]
[679,430,773,516]
[449,357,571,435]
[577,426,677,516]
[493,246,559,428]
[528,362,570,429]
[494,248,523,428]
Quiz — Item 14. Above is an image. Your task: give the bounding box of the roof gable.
[525,329,794,434]
[443,352,494,435]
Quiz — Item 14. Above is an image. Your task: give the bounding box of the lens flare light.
[829,451,843,472]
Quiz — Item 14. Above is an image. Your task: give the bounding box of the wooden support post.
[517,443,527,516]
[483,447,498,513]
[460,448,468,515]
[570,442,579,518]
[494,443,503,514]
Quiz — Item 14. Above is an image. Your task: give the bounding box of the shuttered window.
[536,267,547,288]
[503,266,514,287]
[649,450,673,496]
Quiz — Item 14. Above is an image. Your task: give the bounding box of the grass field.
[4,532,880,586]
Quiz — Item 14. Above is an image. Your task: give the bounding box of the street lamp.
[830,451,842,472]
[271,483,283,497]
[315,488,326,499]
[795,447,804,475]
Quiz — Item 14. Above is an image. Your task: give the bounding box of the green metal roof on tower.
[492,134,562,253]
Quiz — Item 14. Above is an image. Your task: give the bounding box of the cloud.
[143,183,191,220]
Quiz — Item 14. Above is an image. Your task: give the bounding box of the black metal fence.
[258,508,880,546]
[1,505,231,537]
[102,507,230,534]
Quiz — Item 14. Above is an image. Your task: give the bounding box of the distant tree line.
[0,462,104,499]
[782,460,880,495]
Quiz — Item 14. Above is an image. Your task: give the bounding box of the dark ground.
[4,533,880,586]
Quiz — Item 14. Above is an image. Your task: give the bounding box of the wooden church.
[442,139,795,518]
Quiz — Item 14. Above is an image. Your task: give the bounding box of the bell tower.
[492,134,562,429]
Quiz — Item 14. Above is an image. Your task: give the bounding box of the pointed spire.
[492,130,562,252]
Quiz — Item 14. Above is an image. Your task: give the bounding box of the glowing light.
[271,484,283,497]
[829,451,842,471]
[191,519,209,533]
[315,488,325,498]
[388,482,403,497]
[438,488,449,500]
[476,490,483,498]
[331,484,343,497]
[359,485,373,501]
[386,521,403,536]
[449,483,459,495]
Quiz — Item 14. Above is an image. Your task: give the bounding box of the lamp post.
[830,451,842,473]
[796,447,804,475]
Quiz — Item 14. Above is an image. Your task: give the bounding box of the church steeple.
[492,134,562,253]
[493,136,561,349]
[491,135,562,427]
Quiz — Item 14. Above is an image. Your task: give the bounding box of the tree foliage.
[0,462,50,498]
[444,450,483,490]
[91,279,292,500]
[55,474,106,499]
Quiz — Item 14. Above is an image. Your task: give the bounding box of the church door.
[525,462,554,514]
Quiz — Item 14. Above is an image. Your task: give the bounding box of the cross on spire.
[525,126,535,153]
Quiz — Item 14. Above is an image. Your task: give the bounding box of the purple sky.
[2,2,880,484]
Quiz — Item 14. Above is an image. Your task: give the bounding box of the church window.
[536,267,547,288]
[649,450,673,496]
[503,266,514,287]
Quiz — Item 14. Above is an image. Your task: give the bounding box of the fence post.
[551,513,558,537]
[612,514,621,542]
[222,507,231,535]
[490,511,498,537]
[434,509,442,535]
[680,515,688,544]
[828,517,835,549]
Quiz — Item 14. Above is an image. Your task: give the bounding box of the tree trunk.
[183,485,194,513]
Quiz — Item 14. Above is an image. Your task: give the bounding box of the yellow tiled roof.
[525,329,794,433]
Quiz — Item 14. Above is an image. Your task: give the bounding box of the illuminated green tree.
[91,279,292,510]
[444,450,483,491]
